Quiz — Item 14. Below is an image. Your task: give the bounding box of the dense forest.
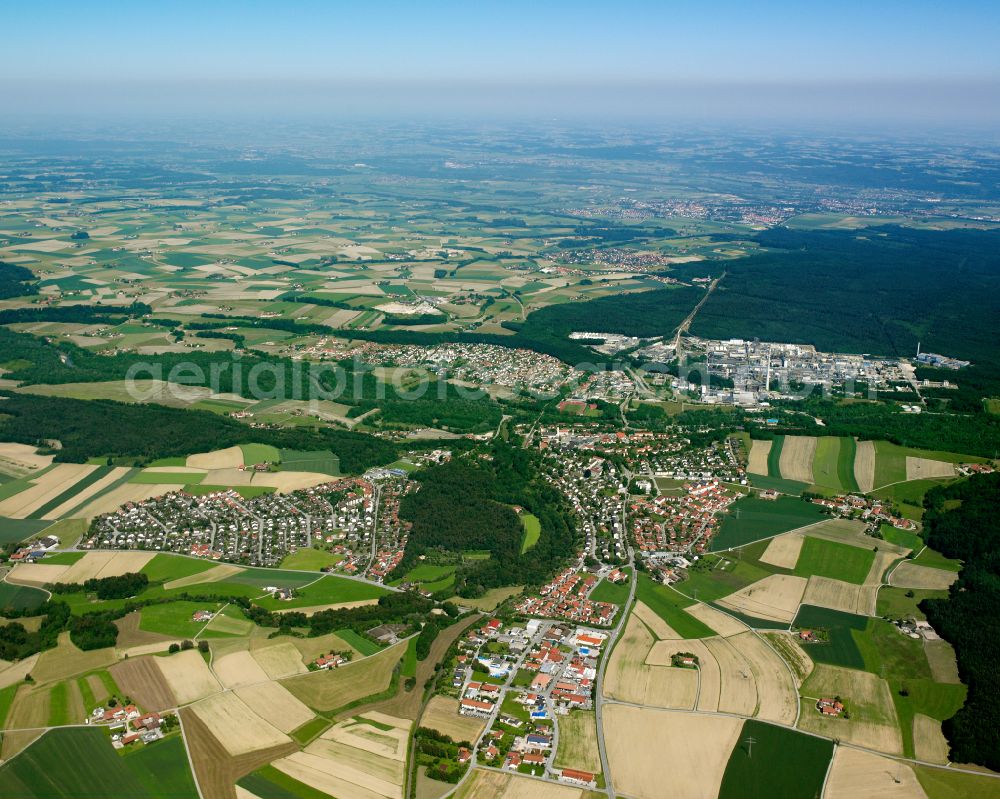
[0,391,398,472]
[920,473,1000,769]
[396,446,578,597]
[0,261,39,300]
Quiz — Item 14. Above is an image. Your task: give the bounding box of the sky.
[2,0,999,125]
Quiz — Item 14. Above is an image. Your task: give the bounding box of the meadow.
[519,513,541,554]
[792,536,875,584]
[792,604,868,670]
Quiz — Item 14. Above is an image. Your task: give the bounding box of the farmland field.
[589,568,631,604]
[281,641,404,713]
[334,628,383,657]
[279,449,341,476]
[766,435,784,478]
[915,765,1000,799]
[140,600,225,637]
[635,574,716,638]
[0,580,48,611]
[710,495,827,551]
[792,604,868,670]
[717,719,833,799]
[553,710,601,775]
[0,727,198,799]
[793,536,875,584]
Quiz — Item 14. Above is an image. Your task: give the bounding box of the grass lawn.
[589,568,632,605]
[793,604,868,670]
[711,495,827,551]
[139,600,224,637]
[912,547,962,572]
[635,573,716,638]
[915,765,1000,799]
[0,727,198,799]
[253,574,387,610]
[876,586,948,621]
[334,628,382,657]
[718,719,833,799]
[130,471,204,485]
[240,443,281,465]
[766,435,784,478]
[793,536,875,584]
[519,513,541,554]
[278,547,344,571]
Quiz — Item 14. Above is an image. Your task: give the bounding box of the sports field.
[717,719,833,799]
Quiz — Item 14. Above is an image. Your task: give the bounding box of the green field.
[635,573,716,638]
[0,580,48,611]
[239,764,332,799]
[253,573,387,610]
[40,551,86,565]
[401,636,418,678]
[289,717,330,746]
[0,683,19,728]
[746,474,809,496]
[241,443,282,465]
[141,553,217,583]
[874,440,909,488]
[811,436,842,490]
[0,727,199,799]
[185,484,275,498]
[718,719,833,799]
[912,547,962,572]
[589,568,632,605]
[334,628,383,657]
[766,435,784,477]
[130,471,204,485]
[915,765,1000,799]
[278,547,344,571]
[879,523,924,551]
[711,495,827,551]
[139,600,224,637]
[678,548,776,603]
[793,536,875,584]
[0,517,55,544]
[792,604,868,670]
[519,513,541,554]
[279,449,341,476]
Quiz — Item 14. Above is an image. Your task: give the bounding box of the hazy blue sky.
[2,0,999,123]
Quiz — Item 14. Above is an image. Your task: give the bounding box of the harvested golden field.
[799,664,902,754]
[855,440,876,493]
[187,446,244,469]
[455,770,590,799]
[685,602,746,637]
[779,435,818,483]
[806,518,908,554]
[191,691,291,756]
[759,531,805,569]
[717,574,807,623]
[274,750,403,799]
[57,550,155,583]
[0,463,96,518]
[727,631,797,725]
[75,483,176,517]
[604,614,696,709]
[631,600,682,639]
[180,705,297,799]
[0,442,53,476]
[234,681,315,734]
[42,466,132,519]
[420,695,485,743]
[913,714,950,764]
[905,457,956,481]
[645,637,720,712]
[0,730,43,761]
[155,648,221,705]
[802,575,864,615]
[747,439,771,475]
[322,716,409,761]
[6,563,69,587]
[275,599,380,617]
[214,650,270,689]
[281,642,404,713]
[763,631,814,685]
[110,655,177,712]
[249,641,309,680]
[164,563,244,591]
[251,471,334,492]
[553,710,601,774]
[4,683,49,730]
[923,639,961,684]
[604,705,741,799]
[32,632,117,684]
[0,654,40,690]
[824,747,927,799]
[703,636,758,717]
[890,562,958,590]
